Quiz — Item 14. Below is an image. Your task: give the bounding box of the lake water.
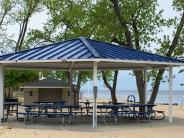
[80,90,184,105]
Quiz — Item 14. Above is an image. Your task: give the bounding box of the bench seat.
[17,112,72,125]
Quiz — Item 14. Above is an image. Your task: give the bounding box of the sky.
[5,0,184,91]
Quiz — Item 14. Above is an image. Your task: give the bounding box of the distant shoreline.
[80,90,184,105]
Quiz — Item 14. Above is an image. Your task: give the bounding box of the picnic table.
[17,103,164,124]
[17,104,80,124]
[96,104,156,123]
[3,102,21,120]
[78,101,93,115]
[24,104,79,114]
[34,101,66,105]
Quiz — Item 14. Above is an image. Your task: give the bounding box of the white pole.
[168,66,173,123]
[144,69,147,105]
[69,64,73,105]
[0,66,4,124]
[93,62,97,128]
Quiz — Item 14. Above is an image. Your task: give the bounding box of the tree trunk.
[111,0,133,48]
[102,71,118,104]
[15,16,29,52]
[134,70,145,104]
[73,72,82,105]
[0,10,7,26]
[66,71,82,105]
[7,88,11,99]
[149,12,184,104]
[73,87,77,105]
[0,3,12,27]
[110,90,117,104]
[15,1,40,52]
[149,69,164,104]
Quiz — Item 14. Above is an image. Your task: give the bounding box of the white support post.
[93,62,97,128]
[168,66,173,123]
[144,69,147,105]
[0,66,4,124]
[69,64,73,105]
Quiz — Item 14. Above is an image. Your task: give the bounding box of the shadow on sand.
[1,115,184,132]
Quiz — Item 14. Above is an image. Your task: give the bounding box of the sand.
[0,105,184,138]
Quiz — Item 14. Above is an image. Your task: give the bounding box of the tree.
[26,0,95,105]
[0,0,16,54]
[110,0,184,104]
[14,0,42,52]
[0,0,42,98]
[0,0,13,26]
[5,70,39,99]
[107,0,164,103]
[28,0,122,104]
[149,0,184,104]
[27,0,184,104]
[0,0,42,53]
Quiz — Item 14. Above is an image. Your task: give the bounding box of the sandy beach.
[0,105,184,138]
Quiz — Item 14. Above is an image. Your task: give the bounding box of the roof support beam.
[168,66,173,123]
[3,65,169,71]
[69,63,73,105]
[93,61,98,128]
[0,66,4,125]
[144,69,147,105]
[144,69,148,115]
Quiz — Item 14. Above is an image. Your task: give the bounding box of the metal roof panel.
[0,37,183,65]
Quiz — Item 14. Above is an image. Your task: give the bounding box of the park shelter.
[0,37,184,127]
[20,78,71,105]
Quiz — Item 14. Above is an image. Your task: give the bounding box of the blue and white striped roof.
[0,37,183,70]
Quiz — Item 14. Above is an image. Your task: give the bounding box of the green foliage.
[26,0,96,85]
[0,0,43,91]
[5,70,39,89]
[100,71,114,82]
[156,35,171,56]
[0,0,43,53]
[1,0,12,11]
[14,0,42,23]
[26,0,169,87]
[41,70,93,86]
[118,0,165,48]
[173,0,184,11]
[14,0,43,51]
[0,0,16,54]
[0,0,15,26]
